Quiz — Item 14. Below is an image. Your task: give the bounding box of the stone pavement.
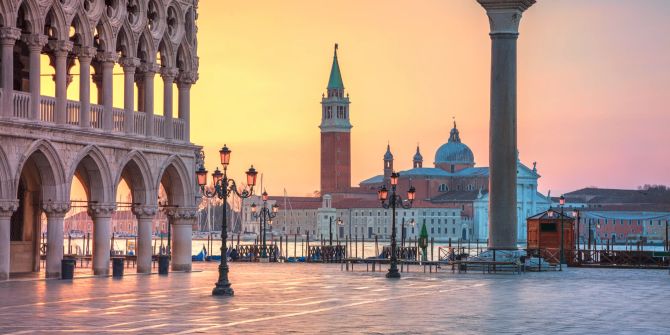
[0,263,669,334]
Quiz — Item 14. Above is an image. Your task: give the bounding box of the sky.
[56,0,670,198]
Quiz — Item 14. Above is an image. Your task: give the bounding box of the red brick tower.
[320,44,352,194]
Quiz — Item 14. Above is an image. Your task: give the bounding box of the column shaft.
[0,215,11,280]
[144,72,155,137]
[1,38,16,118]
[172,222,192,272]
[28,45,42,120]
[92,215,112,275]
[163,73,175,140]
[54,50,68,125]
[102,61,114,131]
[122,64,137,133]
[45,214,65,278]
[79,56,92,128]
[177,82,191,142]
[136,216,153,273]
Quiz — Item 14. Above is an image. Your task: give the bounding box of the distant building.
[554,188,670,244]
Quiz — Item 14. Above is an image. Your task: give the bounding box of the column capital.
[119,56,141,69]
[477,0,535,35]
[139,62,161,74]
[95,52,117,64]
[0,27,21,43]
[48,40,74,55]
[177,71,198,85]
[75,46,97,61]
[166,207,198,222]
[133,205,158,219]
[0,199,19,218]
[160,67,179,81]
[21,34,48,50]
[42,201,70,217]
[88,203,116,218]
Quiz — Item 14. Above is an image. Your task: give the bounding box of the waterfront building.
[0,0,201,279]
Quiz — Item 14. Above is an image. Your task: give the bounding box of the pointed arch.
[14,0,42,34]
[115,22,136,59]
[43,3,68,41]
[0,146,12,199]
[115,150,154,206]
[69,10,94,49]
[137,28,156,64]
[157,36,175,68]
[155,155,193,207]
[68,145,114,204]
[176,41,194,73]
[15,140,68,203]
[94,16,115,53]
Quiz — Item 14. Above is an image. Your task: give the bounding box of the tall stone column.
[177,79,193,142]
[162,68,178,140]
[120,57,140,134]
[89,204,115,275]
[0,200,18,280]
[50,41,73,125]
[0,28,21,118]
[97,53,116,131]
[168,208,197,272]
[133,205,157,274]
[42,202,70,278]
[477,0,535,250]
[23,34,48,121]
[77,47,95,128]
[141,63,159,137]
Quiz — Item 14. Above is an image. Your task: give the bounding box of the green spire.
[327,43,344,89]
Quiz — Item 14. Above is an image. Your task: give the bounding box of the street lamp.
[251,190,279,259]
[329,217,343,246]
[196,145,258,296]
[377,172,416,279]
[572,209,581,263]
[559,195,565,270]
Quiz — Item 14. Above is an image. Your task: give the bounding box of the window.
[431,227,434,234]
[452,228,455,234]
[438,184,448,192]
[438,228,441,234]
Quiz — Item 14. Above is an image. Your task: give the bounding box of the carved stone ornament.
[88,203,117,218]
[0,200,19,217]
[133,205,158,218]
[42,201,71,215]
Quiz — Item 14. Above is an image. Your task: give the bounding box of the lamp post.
[377,172,416,279]
[329,217,343,246]
[572,209,580,263]
[196,145,258,296]
[559,195,566,270]
[251,191,279,260]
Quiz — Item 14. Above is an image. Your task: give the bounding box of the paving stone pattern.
[0,263,669,334]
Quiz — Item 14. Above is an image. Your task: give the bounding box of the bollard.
[61,257,76,280]
[158,255,169,275]
[112,257,125,278]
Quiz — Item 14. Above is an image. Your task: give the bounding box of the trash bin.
[112,257,125,277]
[158,255,169,275]
[61,257,76,280]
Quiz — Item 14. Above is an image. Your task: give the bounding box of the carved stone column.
[167,207,197,272]
[133,205,157,274]
[119,57,140,134]
[77,47,96,128]
[0,28,21,118]
[161,68,178,140]
[477,0,534,250]
[49,41,73,125]
[22,34,48,121]
[42,202,70,278]
[140,63,160,137]
[96,52,116,131]
[89,204,116,275]
[0,200,18,280]
[177,75,194,142]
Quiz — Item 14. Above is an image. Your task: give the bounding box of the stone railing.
[3,90,186,141]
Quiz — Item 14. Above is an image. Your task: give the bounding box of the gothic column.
[23,34,48,121]
[0,200,18,280]
[162,68,178,140]
[49,41,73,125]
[141,63,159,137]
[133,205,157,274]
[89,204,115,275]
[119,57,140,134]
[97,53,116,131]
[477,0,535,250]
[0,28,21,118]
[177,78,193,142]
[42,202,70,278]
[78,47,96,128]
[169,208,196,272]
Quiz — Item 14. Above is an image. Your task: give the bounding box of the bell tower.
[320,44,352,194]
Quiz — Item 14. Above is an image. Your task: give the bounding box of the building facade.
[0,0,200,280]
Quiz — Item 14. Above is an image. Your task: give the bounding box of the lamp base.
[386,268,401,279]
[212,282,234,296]
[259,257,270,263]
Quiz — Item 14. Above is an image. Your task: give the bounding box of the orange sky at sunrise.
[51,0,670,198]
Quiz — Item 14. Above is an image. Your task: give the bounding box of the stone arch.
[115,150,154,206]
[15,139,68,203]
[176,41,193,73]
[0,146,12,199]
[43,3,68,41]
[69,10,94,49]
[67,145,113,204]
[14,0,42,34]
[157,36,174,68]
[94,16,115,53]
[137,28,156,64]
[155,155,192,207]
[115,22,136,58]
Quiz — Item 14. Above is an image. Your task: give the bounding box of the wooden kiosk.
[527,209,575,265]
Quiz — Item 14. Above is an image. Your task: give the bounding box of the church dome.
[434,122,474,166]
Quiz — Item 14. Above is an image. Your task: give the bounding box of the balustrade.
[2,89,186,142]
